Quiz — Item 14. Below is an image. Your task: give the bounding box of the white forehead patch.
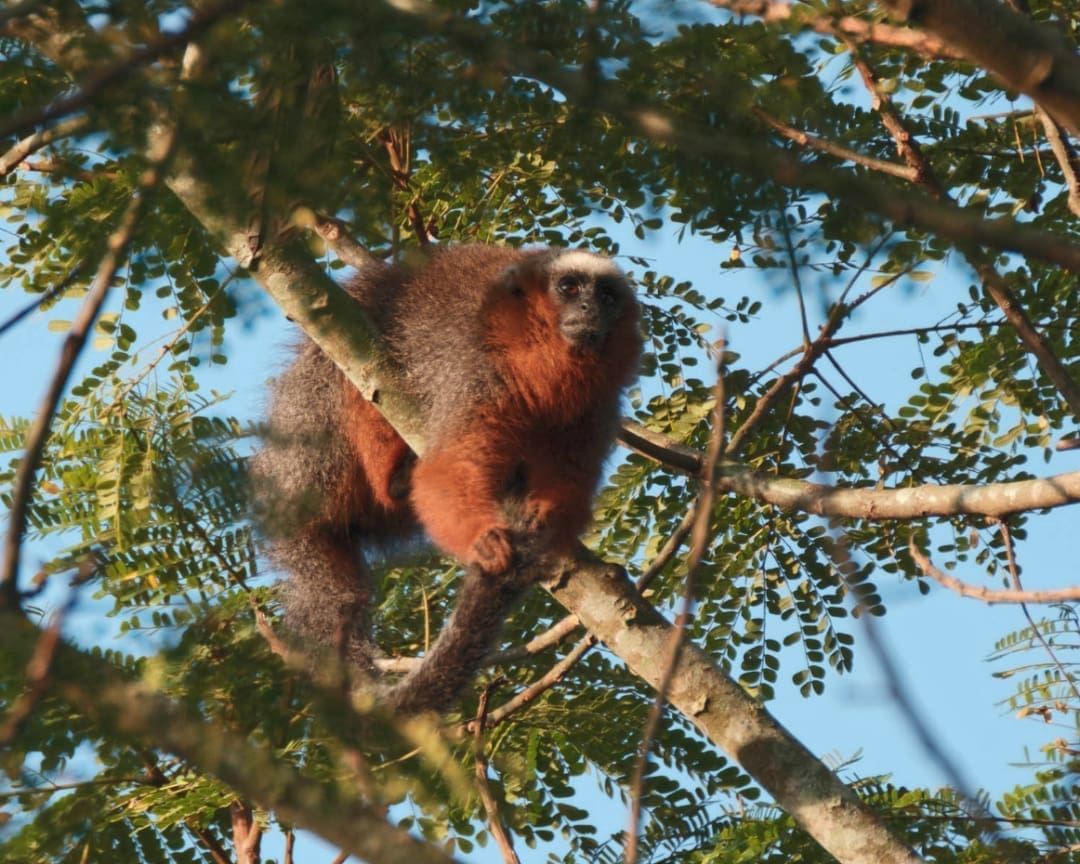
[550,249,624,278]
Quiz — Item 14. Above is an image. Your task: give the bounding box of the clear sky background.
[2,213,1075,859]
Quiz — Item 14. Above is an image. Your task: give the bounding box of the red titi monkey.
[253,245,641,713]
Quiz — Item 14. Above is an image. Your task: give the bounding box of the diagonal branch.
[753,107,919,181]
[846,40,1080,419]
[0,609,458,864]
[0,114,89,178]
[546,551,926,864]
[910,539,1080,604]
[0,124,176,606]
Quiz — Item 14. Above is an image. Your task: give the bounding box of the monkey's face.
[545,253,634,349]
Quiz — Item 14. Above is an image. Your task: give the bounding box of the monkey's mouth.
[560,320,607,348]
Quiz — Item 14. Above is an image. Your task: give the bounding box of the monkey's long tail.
[386,566,528,716]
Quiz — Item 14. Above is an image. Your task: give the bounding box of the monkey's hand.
[470,526,515,575]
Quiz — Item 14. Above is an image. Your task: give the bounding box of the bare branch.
[313,214,381,270]
[636,507,696,591]
[910,539,1080,604]
[754,108,919,181]
[231,801,263,864]
[621,421,1080,519]
[465,634,597,732]
[472,681,521,864]
[0,114,89,178]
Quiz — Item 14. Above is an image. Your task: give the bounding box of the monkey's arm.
[409,423,525,574]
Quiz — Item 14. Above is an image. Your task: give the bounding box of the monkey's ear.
[497,263,527,298]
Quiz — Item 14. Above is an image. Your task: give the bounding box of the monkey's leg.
[273,524,379,676]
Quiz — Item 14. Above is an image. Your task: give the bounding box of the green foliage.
[990,604,1080,856]
[2,0,1079,862]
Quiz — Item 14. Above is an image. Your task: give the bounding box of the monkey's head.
[496,249,636,351]
[544,250,635,348]
[483,247,641,410]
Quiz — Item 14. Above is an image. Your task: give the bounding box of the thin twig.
[492,612,581,664]
[754,107,919,181]
[464,634,597,732]
[0,606,65,744]
[251,600,291,660]
[909,540,1080,605]
[625,344,725,864]
[0,124,177,607]
[378,126,432,246]
[1035,107,1080,216]
[0,265,84,339]
[835,533,991,831]
[473,680,521,864]
[996,521,1080,703]
[636,507,696,591]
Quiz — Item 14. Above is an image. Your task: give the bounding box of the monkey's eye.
[556,275,582,298]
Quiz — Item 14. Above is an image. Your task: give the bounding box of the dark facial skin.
[553,271,629,347]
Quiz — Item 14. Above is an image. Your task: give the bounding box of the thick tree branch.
[545,552,925,864]
[874,0,1080,138]
[706,0,963,59]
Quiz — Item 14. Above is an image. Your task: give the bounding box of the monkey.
[251,244,641,714]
